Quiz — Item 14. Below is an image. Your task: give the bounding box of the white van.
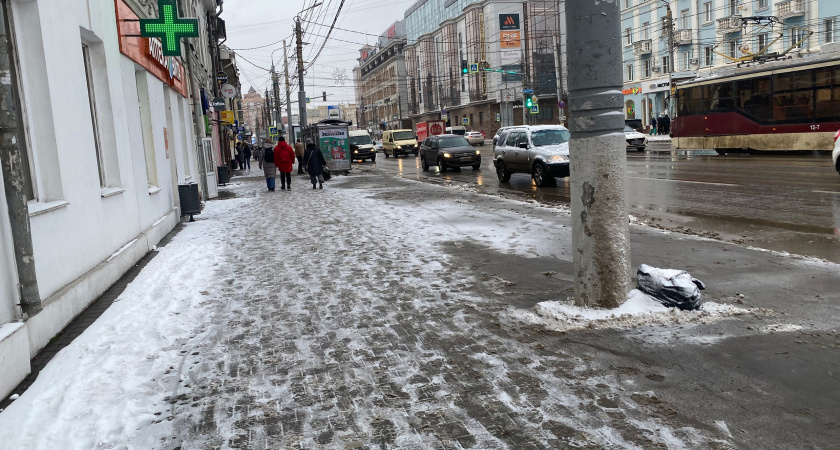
[349,130,376,162]
[445,126,466,136]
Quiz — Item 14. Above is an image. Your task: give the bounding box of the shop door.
[202,138,218,199]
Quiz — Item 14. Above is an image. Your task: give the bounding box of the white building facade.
[0,0,219,398]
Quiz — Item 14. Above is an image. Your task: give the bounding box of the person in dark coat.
[261,138,277,191]
[274,137,296,190]
[662,113,671,135]
[242,144,252,171]
[303,139,327,190]
[656,115,664,137]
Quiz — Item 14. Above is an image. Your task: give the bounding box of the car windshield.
[624,126,635,133]
[349,135,372,145]
[530,129,571,146]
[438,137,470,148]
[393,131,414,141]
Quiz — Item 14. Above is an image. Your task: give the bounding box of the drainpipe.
[0,0,40,317]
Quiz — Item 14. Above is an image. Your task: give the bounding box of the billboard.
[318,126,351,171]
[499,14,520,30]
[500,30,521,48]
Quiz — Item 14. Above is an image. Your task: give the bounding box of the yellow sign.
[220,110,234,125]
[500,31,521,49]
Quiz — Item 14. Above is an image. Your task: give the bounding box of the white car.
[624,125,647,151]
[465,131,485,146]
[834,129,840,176]
[374,140,384,153]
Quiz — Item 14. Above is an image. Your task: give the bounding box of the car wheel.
[421,155,429,171]
[371,155,376,162]
[496,161,511,182]
[438,158,447,172]
[638,147,646,152]
[472,164,480,170]
[533,163,554,188]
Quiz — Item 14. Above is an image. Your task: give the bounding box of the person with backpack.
[274,136,296,190]
[261,138,277,191]
[304,139,327,190]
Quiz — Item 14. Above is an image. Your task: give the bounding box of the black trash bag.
[636,264,705,311]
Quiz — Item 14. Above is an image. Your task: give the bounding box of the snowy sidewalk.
[1,171,837,449]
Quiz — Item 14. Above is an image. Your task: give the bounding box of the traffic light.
[322,91,327,101]
[525,96,533,108]
[461,60,468,74]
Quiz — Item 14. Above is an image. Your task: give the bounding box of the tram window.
[689,86,704,113]
[815,67,839,87]
[711,82,735,110]
[774,73,792,91]
[737,77,772,120]
[816,87,840,118]
[773,90,813,121]
[792,71,813,90]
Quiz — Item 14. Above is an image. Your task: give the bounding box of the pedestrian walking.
[261,138,277,191]
[650,116,657,136]
[294,139,306,174]
[253,144,264,169]
[656,115,664,138]
[243,144,252,171]
[662,113,671,136]
[236,143,246,171]
[274,137,296,190]
[304,139,327,190]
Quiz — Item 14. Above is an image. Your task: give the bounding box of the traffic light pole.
[566,0,632,308]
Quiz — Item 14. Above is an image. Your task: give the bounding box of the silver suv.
[492,125,571,187]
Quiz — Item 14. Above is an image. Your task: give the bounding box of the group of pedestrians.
[650,113,671,136]
[234,142,252,171]
[258,137,327,192]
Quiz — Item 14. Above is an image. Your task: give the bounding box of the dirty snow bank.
[514,289,758,333]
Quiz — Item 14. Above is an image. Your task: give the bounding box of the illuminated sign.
[500,31,521,48]
[622,86,642,95]
[140,0,199,57]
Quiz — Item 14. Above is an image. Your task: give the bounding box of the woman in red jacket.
[274,137,297,190]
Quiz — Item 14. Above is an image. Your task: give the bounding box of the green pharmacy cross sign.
[140,0,199,57]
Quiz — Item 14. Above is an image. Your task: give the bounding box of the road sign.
[495,112,501,122]
[211,97,225,109]
[221,84,237,99]
[469,63,478,74]
[216,72,228,84]
[530,105,539,114]
[306,97,311,103]
[531,95,539,104]
[558,100,566,109]
[523,89,534,94]
[441,114,448,121]
[462,117,469,125]
[269,126,278,136]
[139,0,199,57]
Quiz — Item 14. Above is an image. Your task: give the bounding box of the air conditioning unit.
[690,58,699,64]
[652,66,661,72]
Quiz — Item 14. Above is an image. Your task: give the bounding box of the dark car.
[419,134,481,172]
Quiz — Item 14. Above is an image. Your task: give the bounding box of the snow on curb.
[513,289,757,333]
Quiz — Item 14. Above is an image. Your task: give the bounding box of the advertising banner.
[499,14,520,30]
[500,31,521,48]
[318,127,351,171]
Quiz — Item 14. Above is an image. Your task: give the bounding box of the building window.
[681,10,690,30]
[727,0,738,16]
[624,0,632,9]
[625,28,633,46]
[704,46,714,66]
[82,44,105,187]
[626,64,634,81]
[644,60,651,78]
[134,71,158,189]
[681,52,690,71]
[703,2,713,23]
[662,55,670,73]
[728,41,738,58]
[479,111,484,124]
[642,22,650,40]
[757,33,769,51]
[757,0,768,9]
[791,27,807,49]
[825,19,835,44]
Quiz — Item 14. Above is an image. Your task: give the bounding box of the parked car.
[624,125,647,151]
[420,134,481,172]
[349,130,376,162]
[492,125,570,187]
[465,131,485,146]
[833,129,840,176]
[382,129,419,157]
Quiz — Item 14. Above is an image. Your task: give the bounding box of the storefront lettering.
[622,87,642,95]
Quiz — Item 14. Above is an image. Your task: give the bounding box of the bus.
[672,56,840,152]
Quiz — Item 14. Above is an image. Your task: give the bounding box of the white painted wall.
[0,169,19,325]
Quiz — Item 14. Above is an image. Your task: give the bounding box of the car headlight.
[353,150,359,154]
[475,150,481,155]
[396,145,402,149]
[550,154,568,161]
[443,152,451,158]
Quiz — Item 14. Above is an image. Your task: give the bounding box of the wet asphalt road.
[356,144,840,263]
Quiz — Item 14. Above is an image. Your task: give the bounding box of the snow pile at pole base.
[516,290,754,333]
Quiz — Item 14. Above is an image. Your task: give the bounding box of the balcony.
[775,0,805,20]
[717,16,742,34]
[674,29,693,45]
[633,39,652,55]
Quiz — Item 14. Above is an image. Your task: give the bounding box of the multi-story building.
[393,0,567,137]
[0,0,223,398]
[354,21,411,135]
[621,0,840,126]
[242,87,266,142]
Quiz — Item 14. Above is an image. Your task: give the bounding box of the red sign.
[622,87,642,95]
[387,24,396,39]
[416,121,445,142]
[361,50,369,61]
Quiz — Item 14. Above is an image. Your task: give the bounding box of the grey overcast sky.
[222,0,417,107]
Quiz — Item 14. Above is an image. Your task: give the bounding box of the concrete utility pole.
[664,1,675,116]
[566,0,632,308]
[0,1,41,316]
[272,70,281,129]
[522,1,531,126]
[283,40,293,134]
[295,18,308,131]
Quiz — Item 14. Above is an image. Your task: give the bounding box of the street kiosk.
[305,119,352,174]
